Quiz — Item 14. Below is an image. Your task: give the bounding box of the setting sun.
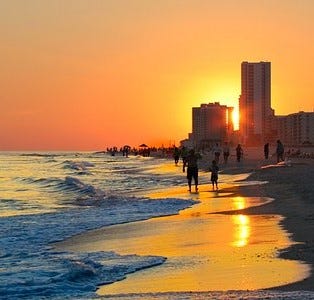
[1,0,313,151]
[1,1,314,299]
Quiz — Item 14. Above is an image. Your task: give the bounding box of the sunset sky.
[1,0,314,150]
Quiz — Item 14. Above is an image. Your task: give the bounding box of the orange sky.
[1,0,314,150]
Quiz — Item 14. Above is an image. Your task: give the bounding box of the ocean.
[0,151,313,299]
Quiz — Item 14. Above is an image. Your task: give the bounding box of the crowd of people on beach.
[104,139,314,193]
[174,139,314,193]
[105,146,152,157]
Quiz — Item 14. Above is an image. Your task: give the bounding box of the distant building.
[189,102,234,149]
[239,61,275,145]
[183,61,312,150]
[276,111,314,146]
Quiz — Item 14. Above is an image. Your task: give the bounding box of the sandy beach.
[223,158,314,291]
[54,147,314,297]
[205,147,314,291]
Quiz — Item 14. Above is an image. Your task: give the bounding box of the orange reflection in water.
[55,186,310,295]
[233,196,246,210]
[232,214,250,247]
[230,196,250,248]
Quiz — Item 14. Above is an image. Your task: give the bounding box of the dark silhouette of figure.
[223,142,230,164]
[183,149,201,192]
[264,143,269,159]
[276,140,284,163]
[173,147,180,165]
[212,143,221,163]
[209,160,219,191]
[181,146,188,172]
[236,144,243,162]
[122,146,131,157]
[109,147,118,156]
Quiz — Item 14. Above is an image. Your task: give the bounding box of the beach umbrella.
[139,143,148,148]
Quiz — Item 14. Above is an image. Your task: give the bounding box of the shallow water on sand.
[56,185,310,296]
[2,152,313,299]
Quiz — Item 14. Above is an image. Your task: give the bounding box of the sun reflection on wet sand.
[232,214,250,247]
[55,184,310,295]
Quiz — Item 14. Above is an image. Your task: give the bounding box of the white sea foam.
[0,152,313,299]
[0,152,195,299]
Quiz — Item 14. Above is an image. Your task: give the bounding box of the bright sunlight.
[233,108,239,131]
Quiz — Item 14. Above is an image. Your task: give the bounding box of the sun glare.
[233,108,239,131]
[187,79,240,132]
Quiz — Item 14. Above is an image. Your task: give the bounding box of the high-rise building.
[190,102,233,148]
[276,111,314,146]
[239,61,274,145]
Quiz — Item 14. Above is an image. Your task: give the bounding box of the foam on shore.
[55,181,310,296]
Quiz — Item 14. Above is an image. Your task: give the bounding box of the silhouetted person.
[212,143,221,163]
[223,142,230,164]
[264,143,269,159]
[209,160,219,191]
[181,146,188,172]
[236,144,243,162]
[173,147,180,165]
[183,149,201,192]
[276,140,284,163]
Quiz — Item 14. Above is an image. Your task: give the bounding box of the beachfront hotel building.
[189,102,234,149]
[239,61,275,145]
[182,61,312,150]
[276,111,314,146]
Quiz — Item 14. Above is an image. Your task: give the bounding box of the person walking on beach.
[181,146,188,172]
[209,160,219,191]
[173,147,180,165]
[236,144,243,162]
[223,142,230,164]
[212,143,221,163]
[183,149,201,192]
[276,140,284,163]
[264,143,269,159]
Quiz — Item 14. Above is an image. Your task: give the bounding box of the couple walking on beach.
[182,149,219,192]
[264,140,285,162]
[212,142,231,164]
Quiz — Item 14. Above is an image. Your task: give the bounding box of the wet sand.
[54,188,309,294]
[54,149,314,296]
[223,158,314,292]
[204,147,314,291]
[99,193,309,295]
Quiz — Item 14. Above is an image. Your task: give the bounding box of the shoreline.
[53,151,314,294]
[219,157,314,291]
[186,149,314,291]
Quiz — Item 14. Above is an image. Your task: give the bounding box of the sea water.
[0,152,313,299]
